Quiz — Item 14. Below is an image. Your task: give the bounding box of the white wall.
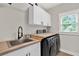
[49,3,79,55]
[60,34,79,55]
[0,6,47,42]
[0,7,23,41]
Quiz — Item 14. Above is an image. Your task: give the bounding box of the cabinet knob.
[26,53,30,56]
[26,54,28,56]
[29,53,30,56]
[41,21,43,25]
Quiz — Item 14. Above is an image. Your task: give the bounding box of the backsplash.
[0,7,48,42]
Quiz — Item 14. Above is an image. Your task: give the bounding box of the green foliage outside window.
[61,14,77,32]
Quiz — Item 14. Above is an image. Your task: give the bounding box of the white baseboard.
[60,49,79,56]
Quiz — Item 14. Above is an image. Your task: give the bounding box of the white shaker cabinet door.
[29,5,51,26]
[46,13,51,26]
[29,5,42,25]
[28,42,40,56]
[4,46,29,56]
[33,5,42,25]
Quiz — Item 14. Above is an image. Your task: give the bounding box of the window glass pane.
[61,14,77,32]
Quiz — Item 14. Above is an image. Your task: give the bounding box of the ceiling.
[0,3,61,11]
[38,3,61,10]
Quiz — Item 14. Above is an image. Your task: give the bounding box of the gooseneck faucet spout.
[18,26,23,40]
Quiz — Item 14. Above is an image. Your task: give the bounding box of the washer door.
[49,39,57,56]
[49,46,56,56]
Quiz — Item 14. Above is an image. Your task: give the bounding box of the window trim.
[59,13,78,33]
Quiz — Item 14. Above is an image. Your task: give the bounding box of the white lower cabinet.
[28,42,40,56]
[4,42,40,56]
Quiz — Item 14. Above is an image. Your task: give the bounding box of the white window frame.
[60,14,78,32]
[59,13,78,33]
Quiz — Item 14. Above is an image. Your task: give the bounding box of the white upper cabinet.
[29,5,51,26]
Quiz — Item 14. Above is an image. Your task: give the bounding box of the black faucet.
[18,26,23,40]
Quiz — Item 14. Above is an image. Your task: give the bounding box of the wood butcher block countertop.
[0,32,57,55]
[32,32,57,41]
[0,38,40,55]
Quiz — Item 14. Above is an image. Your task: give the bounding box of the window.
[60,14,78,32]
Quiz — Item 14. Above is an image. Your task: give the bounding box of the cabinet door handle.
[29,53,30,56]
[41,21,43,25]
[26,53,30,56]
[26,54,28,56]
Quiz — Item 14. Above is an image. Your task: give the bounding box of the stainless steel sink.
[9,39,33,46]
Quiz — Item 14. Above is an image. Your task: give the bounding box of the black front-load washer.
[41,34,60,56]
[41,36,57,56]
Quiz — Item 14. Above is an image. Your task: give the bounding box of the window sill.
[59,32,79,36]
